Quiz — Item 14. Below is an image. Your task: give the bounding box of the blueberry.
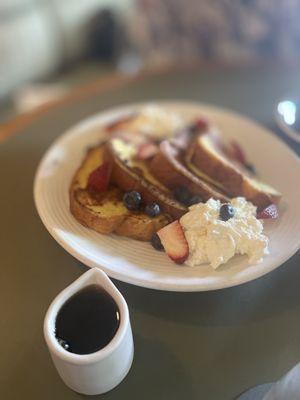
[245,163,256,175]
[57,338,70,351]
[123,191,142,211]
[145,203,161,218]
[150,233,164,251]
[173,186,191,206]
[188,195,202,206]
[219,204,235,221]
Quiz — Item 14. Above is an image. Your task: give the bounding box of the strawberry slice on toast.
[87,162,111,192]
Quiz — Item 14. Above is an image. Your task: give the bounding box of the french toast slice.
[187,133,281,209]
[149,140,229,203]
[104,138,187,219]
[70,145,170,241]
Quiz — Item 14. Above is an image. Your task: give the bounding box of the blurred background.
[1,0,300,119]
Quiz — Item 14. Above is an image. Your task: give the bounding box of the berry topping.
[219,204,235,221]
[173,186,192,206]
[188,195,202,206]
[150,233,164,251]
[145,202,161,218]
[123,191,142,211]
[87,162,111,193]
[190,117,209,133]
[245,163,256,175]
[157,221,189,264]
[257,204,279,219]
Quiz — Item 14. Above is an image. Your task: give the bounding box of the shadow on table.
[114,252,300,328]
[103,334,196,400]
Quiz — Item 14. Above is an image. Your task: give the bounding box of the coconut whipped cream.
[130,105,184,139]
[180,197,269,269]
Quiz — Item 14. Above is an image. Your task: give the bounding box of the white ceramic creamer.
[44,268,134,395]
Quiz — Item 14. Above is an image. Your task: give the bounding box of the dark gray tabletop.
[0,66,299,400]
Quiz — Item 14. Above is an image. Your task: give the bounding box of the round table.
[1,65,299,400]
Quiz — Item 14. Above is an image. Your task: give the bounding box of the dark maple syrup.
[55,284,120,355]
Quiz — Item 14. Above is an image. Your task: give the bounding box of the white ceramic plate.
[34,101,300,291]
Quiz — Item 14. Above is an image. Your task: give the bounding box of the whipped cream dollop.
[130,105,184,139]
[180,197,269,269]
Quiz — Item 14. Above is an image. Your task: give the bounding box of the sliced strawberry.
[157,220,189,264]
[171,131,190,150]
[257,204,279,219]
[136,143,158,160]
[87,162,111,192]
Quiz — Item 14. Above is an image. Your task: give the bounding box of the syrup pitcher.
[44,268,134,395]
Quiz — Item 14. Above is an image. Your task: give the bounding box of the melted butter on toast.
[75,145,130,216]
[77,147,104,189]
[87,202,128,216]
[112,139,168,191]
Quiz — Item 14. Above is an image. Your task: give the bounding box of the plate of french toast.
[34,101,300,291]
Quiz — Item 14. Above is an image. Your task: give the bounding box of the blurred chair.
[2,0,300,101]
[127,0,300,67]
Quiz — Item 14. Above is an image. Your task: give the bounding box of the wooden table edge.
[0,72,133,143]
[0,64,188,143]
[1,61,292,144]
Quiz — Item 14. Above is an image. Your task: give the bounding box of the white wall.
[0,0,133,99]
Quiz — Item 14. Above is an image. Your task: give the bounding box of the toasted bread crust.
[105,141,187,219]
[189,135,243,194]
[149,140,229,203]
[70,187,126,234]
[69,144,170,241]
[115,213,170,241]
[70,185,169,240]
[189,133,281,209]
[242,177,281,209]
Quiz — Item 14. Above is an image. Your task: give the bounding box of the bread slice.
[187,133,281,209]
[149,140,229,203]
[104,138,187,219]
[70,145,170,241]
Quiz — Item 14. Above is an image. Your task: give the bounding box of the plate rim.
[33,100,300,292]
